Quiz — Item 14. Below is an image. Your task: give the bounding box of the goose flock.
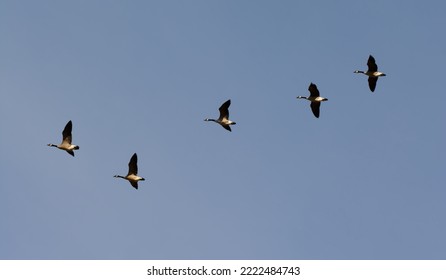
[48,55,386,189]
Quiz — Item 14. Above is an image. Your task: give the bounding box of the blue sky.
[1,0,445,259]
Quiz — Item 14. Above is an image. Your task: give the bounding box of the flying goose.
[296,83,328,118]
[47,120,80,157]
[114,153,145,189]
[354,55,386,92]
[204,99,236,131]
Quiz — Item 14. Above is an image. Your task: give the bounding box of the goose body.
[204,99,236,131]
[354,55,386,92]
[47,120,79,157]
[296,83,328,118]
[114,153,145,189]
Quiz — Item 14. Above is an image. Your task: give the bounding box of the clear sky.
[1,0,445,260]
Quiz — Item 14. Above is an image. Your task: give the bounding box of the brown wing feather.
[62,120,73,144]
[221,124,232,131]
[218,99,231,120]
[130,181,138,189]
[310,102,321,118]
[308,83,320,98]
[367,55,378,72]
[368,77,378,92]
[128,153,138,175]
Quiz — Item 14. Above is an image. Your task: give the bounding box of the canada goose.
[47,120,80,157]
[354,55,386,92]
[296,83,328,118]
[204,99,236,131]
[114,153,145,189]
